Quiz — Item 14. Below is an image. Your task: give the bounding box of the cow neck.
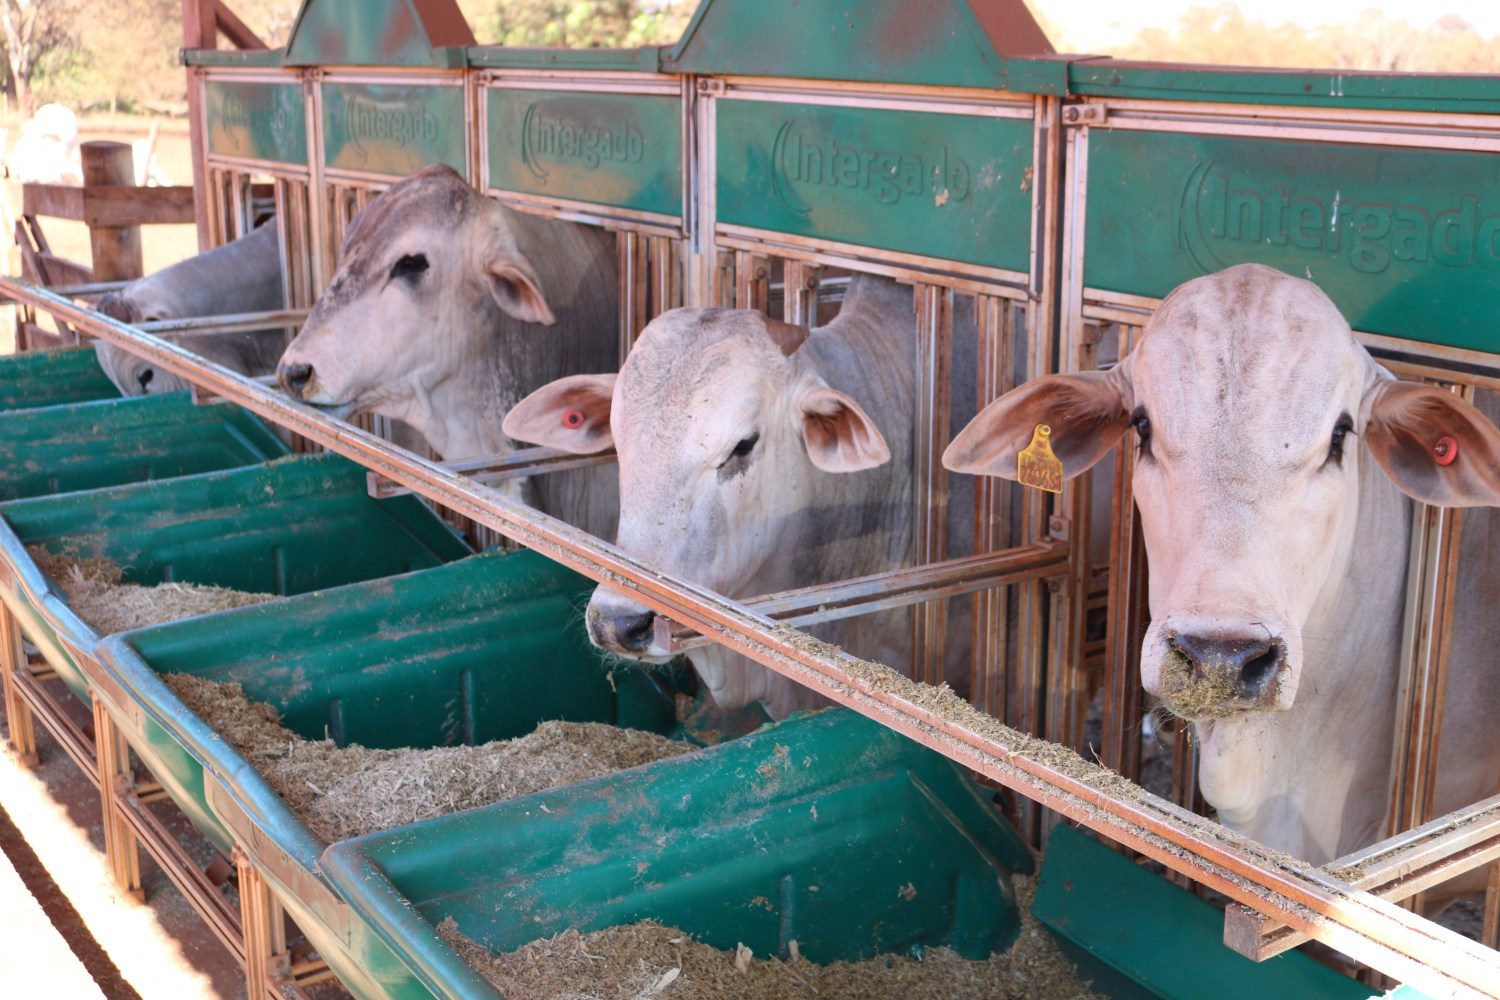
[1197,446,1412,863]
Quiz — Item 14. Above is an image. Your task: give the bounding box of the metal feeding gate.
[0,0,1497,996]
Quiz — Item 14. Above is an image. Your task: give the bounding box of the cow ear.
[796,384,890,473]
[485,253,555,326]
[944,368,1132,480]
[502,374,616,453]
[1362,379,1500,507]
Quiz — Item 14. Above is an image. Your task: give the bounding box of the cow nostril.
[137,368,154,389]
[280,361,313,395]
[1239,640,1286,694]
[1169,631,1286,699]
[611,611,656,653]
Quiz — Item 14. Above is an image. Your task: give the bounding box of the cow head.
[946,263,1500,721]
[503,307,889,661]
[277,165,555,432]
[94,292,190,395]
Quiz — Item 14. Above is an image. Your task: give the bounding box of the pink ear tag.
[562,408,585,429]
[1434,436,1458,466]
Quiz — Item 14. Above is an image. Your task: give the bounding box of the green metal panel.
[204,80,309,165]
[184,49,286,68]
[284,0,471,68]
[1034,824,1377,999]
[467,46,662,72]
[0,393,287,502]
[716,99,1035,272]
[0,453,468,704]
[1069,62,1500,115]
[99,549,678,861]
[1083,129,1500,352]
[0,348,120,411]
[486,89,682,218]
[322,81,467,177]
[321,707,1034,1000]
[665,0,1058,92]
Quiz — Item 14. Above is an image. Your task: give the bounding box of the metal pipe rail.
[5,276,1498,997]
[137,308,310,336]
[365,446,618,499]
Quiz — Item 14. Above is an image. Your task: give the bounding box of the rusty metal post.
[235,846,291,1000]
[92,698,143,900]
[79,142,143,282]
[0,603,36,765]
[182,0,217,249]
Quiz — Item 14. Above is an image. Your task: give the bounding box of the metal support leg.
[93,698,143,900]
[236,847,291,1000]
[0,604,36,764]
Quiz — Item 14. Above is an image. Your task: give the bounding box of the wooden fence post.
[79,142,143,281]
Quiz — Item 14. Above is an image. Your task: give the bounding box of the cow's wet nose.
[1170,631,1287,703]
[278,361,313,397]
[590,608,657,655]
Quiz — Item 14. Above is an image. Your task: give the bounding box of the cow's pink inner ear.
[502,374,616,454]
[944,370,1130,481]
[486,259,556,326]
[1364,380,1500,508]
[798,386,890,473]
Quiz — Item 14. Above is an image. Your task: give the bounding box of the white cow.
[505,275,977,719]
[94,221,286,395]
[276,165,620,538]
[946,263,1500,892]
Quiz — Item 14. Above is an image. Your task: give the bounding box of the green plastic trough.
[0,452,469,705]
[0,347,121,411]
[95,549,681,997]
[319,707,1034,1000]
[1034,823,1382,999]
[0,392,287,502]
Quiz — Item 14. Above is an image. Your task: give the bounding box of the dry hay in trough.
[439,874,1101,1000]
[28,547,276,634]
[165,674,689,843]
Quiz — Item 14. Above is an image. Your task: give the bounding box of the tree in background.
[457,0,692,48]
[0,0,83,115]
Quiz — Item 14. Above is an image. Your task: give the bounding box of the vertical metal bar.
[0,604,36,765]
[733,251,769,312]
[971,295,1013,722]
[617,230,645,364]
[1482,860,1500,950]
[236,847,290,1000]
[305,70,330,295]
[782,260,820,326]
[911,282,953,686]
[92,699,142,900]
[649,234,680,318]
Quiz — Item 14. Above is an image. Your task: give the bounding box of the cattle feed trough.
[0,0,1497,996]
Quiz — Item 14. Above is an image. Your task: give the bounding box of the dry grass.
[439,875,1100,1000]
[165,674,690,843]
[29,547,276,635]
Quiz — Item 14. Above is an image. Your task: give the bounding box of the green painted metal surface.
[467,46,661,72]
[1069,62,1500,114]
[284,0,470,68]
[0,393,287,502]
[486,89,682,217]
[204,80,309,165]
[665,0,1057,92]
[321,707,1033,1000]
[0,453,467,705]
[1034,824,1376,999]
[322,81,467,177]
[1083,128,1500,352]
[717,99,1035,272]
[99,549,677,862]
[0,348,119,411]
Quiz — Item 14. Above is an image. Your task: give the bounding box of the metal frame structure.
[1,1,1498,995]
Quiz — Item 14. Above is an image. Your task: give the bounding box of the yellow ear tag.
[1017,424,1063,493]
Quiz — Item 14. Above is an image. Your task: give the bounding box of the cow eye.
[1131,407,1152,456]
[730,434,758,459]
[1327,413,1354,466]
[390,253,428,281]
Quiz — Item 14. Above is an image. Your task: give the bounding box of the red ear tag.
[562,408,585,429]
[1434,436,1459,466]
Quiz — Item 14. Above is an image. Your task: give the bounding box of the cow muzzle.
[1151,626,1291,717]
[278,360,315,398]
[585,589,670,661]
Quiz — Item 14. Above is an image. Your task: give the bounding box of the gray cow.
[95,220,286,395]
[505,275,978,719]
[276,165,620,538]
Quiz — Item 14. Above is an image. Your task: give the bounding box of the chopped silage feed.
[438,874,1102,1000]
[28,546,276,634]
[164,674,690,843]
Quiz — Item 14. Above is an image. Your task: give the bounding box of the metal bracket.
[1048,515,1072,542]
[1061,103,1106,126]
[697,78,726,96]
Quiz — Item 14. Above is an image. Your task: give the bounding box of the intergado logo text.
[218,93,292,153]
[769,120,971,216]
[1175,160,1500,275]
[519,103,645,183]
[344,97,438,163]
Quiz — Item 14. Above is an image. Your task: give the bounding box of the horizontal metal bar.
[137,308,308,336]
[366,446,617,498]
[660,543,1068,652]
[7,278,1498,996]
[28,280,132,299]
[1226,794,1500,961]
